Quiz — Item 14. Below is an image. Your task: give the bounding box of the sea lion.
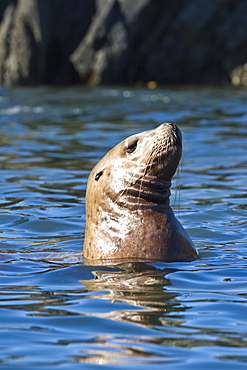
[83,122,198,262]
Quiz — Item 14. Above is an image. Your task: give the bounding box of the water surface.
[0,86,246,369]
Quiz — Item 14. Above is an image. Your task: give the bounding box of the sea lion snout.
[158,122,182,148]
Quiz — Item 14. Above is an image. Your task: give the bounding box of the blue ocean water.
[0,86,246,369]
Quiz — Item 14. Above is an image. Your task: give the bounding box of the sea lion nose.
[162,122,182,147]
[160,122,177,132]
[165,122,176,129]
[165,122,180,134]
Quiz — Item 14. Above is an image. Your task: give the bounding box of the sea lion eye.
[126,139,138,153]
[95,171,103,181]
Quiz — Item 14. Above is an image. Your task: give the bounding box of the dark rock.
[0,0,247,86]
[0,0,95,85]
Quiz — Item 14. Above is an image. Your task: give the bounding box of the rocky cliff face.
[0,0,247,86]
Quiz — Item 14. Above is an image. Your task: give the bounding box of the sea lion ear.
[95,171,103,181]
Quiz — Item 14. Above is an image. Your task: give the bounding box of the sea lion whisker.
[113,166,145,204]
[136,149,155,204]
[135,145,162,204]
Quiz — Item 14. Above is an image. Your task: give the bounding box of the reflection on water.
[81,262,178,328]
[0,86,246,368]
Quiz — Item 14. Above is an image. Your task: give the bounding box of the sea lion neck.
[115,175,172,209]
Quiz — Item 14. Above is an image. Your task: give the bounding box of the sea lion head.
[88,122,182,207]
